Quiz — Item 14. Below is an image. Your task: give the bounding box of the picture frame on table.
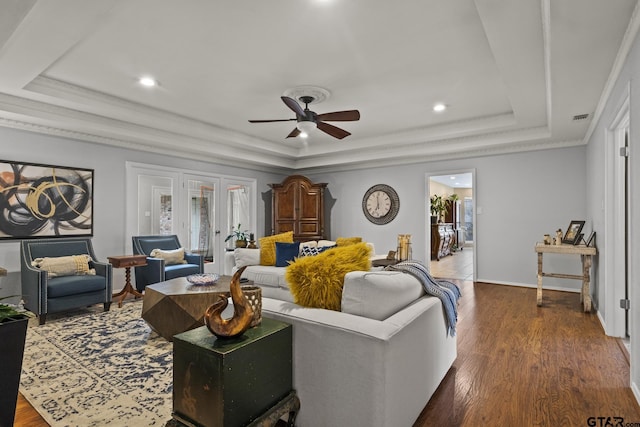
[562,220,585,244]
[572,233,584,246]
[586,231,596,247]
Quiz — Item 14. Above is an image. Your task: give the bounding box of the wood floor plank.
[415,280,640,427]
[14,280,640,426]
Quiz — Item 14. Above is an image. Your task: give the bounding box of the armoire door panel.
[270,175,327,241]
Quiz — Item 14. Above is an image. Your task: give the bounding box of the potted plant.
[0,296,34,427]
[225,224,250,248]
[430,194,448,224]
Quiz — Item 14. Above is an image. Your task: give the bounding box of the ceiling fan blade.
[316,110,360,122]
[317,121,351,139]
[286,128,301,138]
[248,119,296,123]
[281,96,306,117]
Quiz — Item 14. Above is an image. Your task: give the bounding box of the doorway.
[428,171,475,281]
[605,93,630,341]
[125,162,257,275]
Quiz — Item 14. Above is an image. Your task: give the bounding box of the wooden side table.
[535,243,597,312]
[0,267,7,277]
[109,255,148,308]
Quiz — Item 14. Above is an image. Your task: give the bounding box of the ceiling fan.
[249,96,360,140]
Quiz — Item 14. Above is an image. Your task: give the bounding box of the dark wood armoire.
[270,175,327,241]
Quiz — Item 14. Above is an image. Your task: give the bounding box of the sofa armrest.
[224,251,236,276]
[261,296,456,427]
[20,263,47,315]
[184,253,204,272]
[92,261,113,294]
[133,257,165,291]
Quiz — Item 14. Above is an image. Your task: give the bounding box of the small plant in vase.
[225,224,250,248]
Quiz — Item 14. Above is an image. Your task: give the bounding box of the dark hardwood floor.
[414,281,640,427]
[14,281,640,426]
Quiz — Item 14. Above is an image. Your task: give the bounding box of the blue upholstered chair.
[131,235,204,292]
[20,238,112,325]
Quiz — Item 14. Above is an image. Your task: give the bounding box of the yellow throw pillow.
[286,242,371,311]
[150,248,187,265]
[336,236,363,247]
[31,254,96,278]
[259,231,294,266]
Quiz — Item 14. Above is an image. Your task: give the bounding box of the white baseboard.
[632,380,640,407]
[474,279,580,293]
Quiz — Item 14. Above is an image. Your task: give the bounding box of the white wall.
[0,127,285,295]
[586,24,640,402]
[308,145,587,289]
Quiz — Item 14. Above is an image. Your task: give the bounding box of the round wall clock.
[362,184,400,225]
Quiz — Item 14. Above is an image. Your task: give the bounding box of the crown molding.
[24,76,299,158]
[583,0,640,143]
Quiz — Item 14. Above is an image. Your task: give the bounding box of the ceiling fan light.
[296,121,317,135]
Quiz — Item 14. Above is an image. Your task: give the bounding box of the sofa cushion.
[164,263,201,280]
[275,241,300,267]
[241,265,288,289]
[47,274,106,298]
[286,242,371,311]
[234,248,260,268]
[32,255,96,278]
[341,271,426,320]
[150,247,187,265]
[259,231,294,266]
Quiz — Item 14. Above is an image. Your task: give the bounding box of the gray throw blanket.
[387,260,461,337]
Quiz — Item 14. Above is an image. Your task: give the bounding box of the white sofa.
[224,247,457,427]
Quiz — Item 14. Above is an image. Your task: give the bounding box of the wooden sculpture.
[204,266,254,338]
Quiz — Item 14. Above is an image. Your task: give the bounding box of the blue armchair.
[131,235,204,292]
[20,238,112,325]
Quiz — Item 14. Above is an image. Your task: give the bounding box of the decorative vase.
[235,240,247,248]
[241,285,262,327]
[0,317,29,427]
[204,267,253,338]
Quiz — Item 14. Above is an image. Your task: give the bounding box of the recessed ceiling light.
[139,76,157,87]
[450,176,456,180]
[433,103,447,112]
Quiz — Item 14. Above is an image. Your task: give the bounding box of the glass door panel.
[226,183,252,249]
[186,177,219,266]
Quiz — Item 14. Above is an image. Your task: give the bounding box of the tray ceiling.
[0,0,637,172]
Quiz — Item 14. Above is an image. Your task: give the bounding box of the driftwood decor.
[204,266,254,338]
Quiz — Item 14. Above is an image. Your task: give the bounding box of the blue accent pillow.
[275,241,301,267]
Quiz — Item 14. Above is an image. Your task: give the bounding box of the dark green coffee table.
[170,318,298,427]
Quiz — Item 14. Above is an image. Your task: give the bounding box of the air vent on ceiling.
[572,113,589,121]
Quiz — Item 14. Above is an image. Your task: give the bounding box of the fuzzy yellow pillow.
[259,231,294,266]
[286,242,371,311]
[336,236,363,246]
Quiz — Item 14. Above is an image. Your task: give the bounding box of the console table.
[535,243,597,312]
[431,223,456,260]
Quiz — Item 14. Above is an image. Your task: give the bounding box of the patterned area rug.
[20,300,173,426]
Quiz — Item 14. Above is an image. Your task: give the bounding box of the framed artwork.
[0,160,93,239]
[562,220,585,244]
[586,231,596,247]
